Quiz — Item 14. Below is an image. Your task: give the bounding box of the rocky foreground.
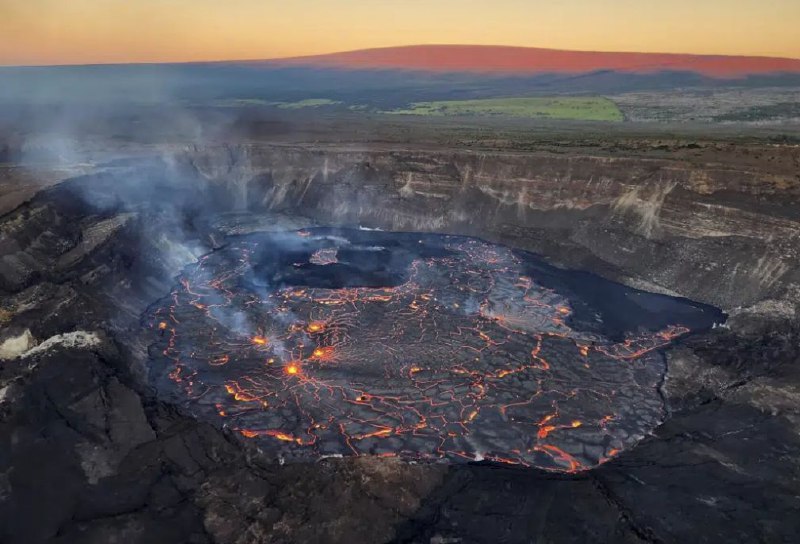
[0,139,799,543]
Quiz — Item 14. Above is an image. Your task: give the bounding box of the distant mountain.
[260,45,800,78]
[2,45,800,109]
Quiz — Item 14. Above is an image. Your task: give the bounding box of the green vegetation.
[274,98,342,109]
[388,97,624,121]
[210,96,624,121]
[213,98,271,107]
[214,98,341,109]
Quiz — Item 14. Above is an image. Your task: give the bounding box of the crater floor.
[147,229,719,471]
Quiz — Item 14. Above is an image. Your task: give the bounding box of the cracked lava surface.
[147,229,719,471]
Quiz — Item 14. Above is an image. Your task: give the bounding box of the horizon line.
[3,43,800,69]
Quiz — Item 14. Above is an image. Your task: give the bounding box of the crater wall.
[172,144,800,322]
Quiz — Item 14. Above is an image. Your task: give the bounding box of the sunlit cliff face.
[147,229,713,471]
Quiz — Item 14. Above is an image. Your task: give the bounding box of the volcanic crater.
[2,136,798,543]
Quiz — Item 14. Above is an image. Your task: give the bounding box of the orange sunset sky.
[1,0,799,66]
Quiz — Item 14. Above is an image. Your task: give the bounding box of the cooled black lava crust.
[147,229,722,471]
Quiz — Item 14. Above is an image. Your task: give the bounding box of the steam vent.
[148,228,720,470]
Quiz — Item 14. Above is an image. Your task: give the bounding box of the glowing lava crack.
[147,229,709,471]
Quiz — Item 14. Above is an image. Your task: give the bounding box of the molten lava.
[307,322,325,333]
[147,229,716,471]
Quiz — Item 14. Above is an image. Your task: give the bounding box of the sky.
[1,0,799,66]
